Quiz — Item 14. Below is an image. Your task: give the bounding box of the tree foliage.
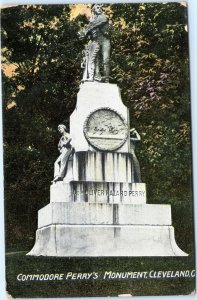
[1,3,194,252]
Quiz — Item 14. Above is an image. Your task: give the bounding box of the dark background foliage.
[1,3,195,297]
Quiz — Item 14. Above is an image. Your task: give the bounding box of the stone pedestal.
[28,82,187,257]
[70,83,130,153]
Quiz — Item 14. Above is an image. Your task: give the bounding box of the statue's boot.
[53,176,63,183]
[85,77,94,82]
[94,75,102,82]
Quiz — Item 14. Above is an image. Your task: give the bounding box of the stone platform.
[27,197,187,256]
[27,224,187,256]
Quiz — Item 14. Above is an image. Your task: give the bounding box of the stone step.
[38,202,171,228]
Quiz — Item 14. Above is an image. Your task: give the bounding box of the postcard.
[1,2,195,297]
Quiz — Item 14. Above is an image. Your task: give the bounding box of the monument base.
[28,81,187,257]
[27,224,187,257]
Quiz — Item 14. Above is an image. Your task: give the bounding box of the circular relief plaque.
[83,108,128,151]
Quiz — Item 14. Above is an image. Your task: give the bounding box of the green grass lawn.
[6,252,195,298]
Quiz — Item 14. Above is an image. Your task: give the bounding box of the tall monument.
[28,5,187,256]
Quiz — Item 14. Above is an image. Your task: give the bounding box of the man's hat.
[91,4,103,11]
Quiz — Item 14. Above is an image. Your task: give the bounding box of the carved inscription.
[84,108,128,151]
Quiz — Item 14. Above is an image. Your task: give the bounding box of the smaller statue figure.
[53,124,73,183]
[79,4,111,83]
[130,128,142,183]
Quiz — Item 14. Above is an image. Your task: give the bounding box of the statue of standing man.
[53,124,73,183]
[80,4,111,83]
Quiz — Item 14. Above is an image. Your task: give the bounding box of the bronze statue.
[79,4,111,83]
[130,128,142,183]
[53,124,73,183]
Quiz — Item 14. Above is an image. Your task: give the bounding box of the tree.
[2,5,84,248]
[109,3,193,251]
